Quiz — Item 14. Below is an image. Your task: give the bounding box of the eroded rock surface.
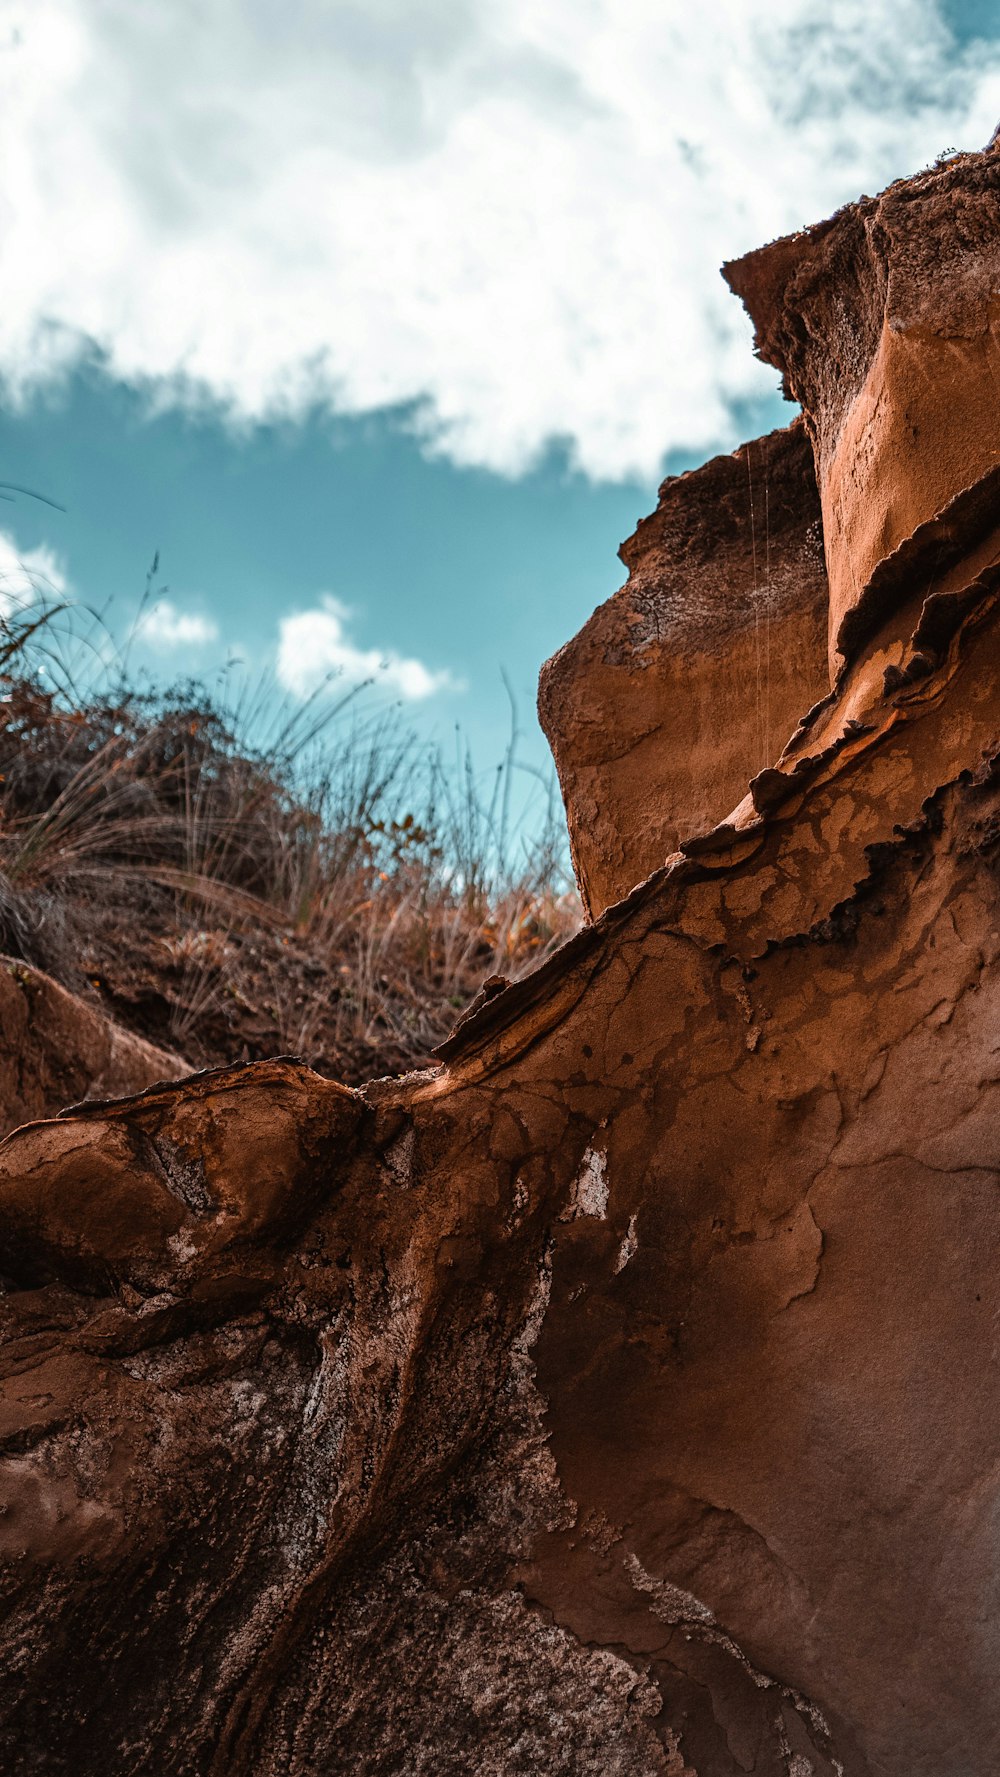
[3,144,1000,1776]
[724,146,1000,674]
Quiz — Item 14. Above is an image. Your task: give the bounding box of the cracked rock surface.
[3,143,1000,1775]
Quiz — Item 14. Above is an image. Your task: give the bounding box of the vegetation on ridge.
[0,596,579,1083]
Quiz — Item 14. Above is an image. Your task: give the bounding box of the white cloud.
[2,2,999,480]
[136,598,220,650]
[0,527,68,615]
[277,595,453,700]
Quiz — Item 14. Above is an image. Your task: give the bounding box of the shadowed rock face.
[0,958,183,1139]
[3,145,1000,1776]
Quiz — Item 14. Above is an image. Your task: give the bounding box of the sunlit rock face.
[538,419,829,919]
[3,144,1000,1777]
[725,147,1000,677]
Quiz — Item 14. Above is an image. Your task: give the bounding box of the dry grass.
[0,600,580,1080]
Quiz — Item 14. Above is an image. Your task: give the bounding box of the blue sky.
[0,370,697,771]
[1,0,999,791]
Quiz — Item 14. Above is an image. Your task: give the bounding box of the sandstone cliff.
[2,142,1000,1776]
[538,419,829,917]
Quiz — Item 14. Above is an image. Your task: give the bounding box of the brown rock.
[539,420,829,917]
[0,956,183,1139]
[3,145,1000,1776]
[724,143,1000,675]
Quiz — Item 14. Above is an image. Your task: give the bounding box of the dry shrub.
[0,602,580,1078]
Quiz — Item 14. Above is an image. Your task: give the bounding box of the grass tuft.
[0,601,579,1081]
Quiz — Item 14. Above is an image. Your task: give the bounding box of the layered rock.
[539,420,829,917]
[2,144,1000,1776]
[724,147,1000,675]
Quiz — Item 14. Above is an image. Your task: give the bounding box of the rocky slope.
[2,142,1000,1775]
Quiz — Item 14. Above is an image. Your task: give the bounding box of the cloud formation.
[277,596,452,701]
[0,527,68,614]
[136,598,220,650]
[2,2,999,480]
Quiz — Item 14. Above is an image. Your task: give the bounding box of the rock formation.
[0,957,183,1139]
[2,144,1000,1775]
[538,419,829,918]
[724,148,1000,677]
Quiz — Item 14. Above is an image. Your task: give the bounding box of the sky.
[1,0,999,797]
